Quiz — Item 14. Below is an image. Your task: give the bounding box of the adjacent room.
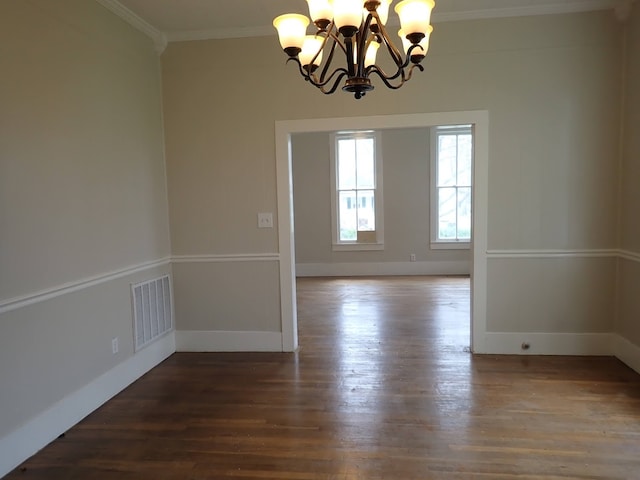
[1,0,639,477]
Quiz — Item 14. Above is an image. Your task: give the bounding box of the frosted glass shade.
[273,14,310,51]
[334,0,363,32]
[300,36,324,67]
[394,0,435,37]
[307,0,334,23]
[365,41,380,67]
[367,0,390,26]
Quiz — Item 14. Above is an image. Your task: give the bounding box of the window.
[431,125,473,248]
[330,131,383,250]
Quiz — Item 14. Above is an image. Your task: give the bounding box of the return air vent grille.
[132,275,173,352]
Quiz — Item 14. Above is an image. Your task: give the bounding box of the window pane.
[356,138,375,189]
[438,187,457,240]
[438,135,457,187]
[357,190,375,231]
[339,190,357,241]
[457,187,472,240]
[457,134,472,187]
[338,139,356,189]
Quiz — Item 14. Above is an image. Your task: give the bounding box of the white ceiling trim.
[94,0,167,53]
[168,25,275,43]
[98,0,621,46]
[433,0,617,22]
[166,0,619,43]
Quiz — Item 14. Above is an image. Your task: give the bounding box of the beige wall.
[172,260,281,332]
[163,11,623,340]
[617,260,640,343]
[3,3,638,474]
[1,3,639,473]
[616,5,640,347]
[620,5,640,253]
[487,257,616,333]
[292,129,470,269]
[0,0,170,444]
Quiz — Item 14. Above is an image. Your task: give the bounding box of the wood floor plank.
[5,276,640,479]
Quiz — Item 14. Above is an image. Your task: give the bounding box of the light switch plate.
[258,212,273,228]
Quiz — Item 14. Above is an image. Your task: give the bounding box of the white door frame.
[275,111,489,353]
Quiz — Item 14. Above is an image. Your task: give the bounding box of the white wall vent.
[132,275,173,352]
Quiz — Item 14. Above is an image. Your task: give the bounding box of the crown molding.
[167,26,274,43]
[432,0,617,23]
[166,0,618,43]
[94,0,167,54]
[94,0,625,45]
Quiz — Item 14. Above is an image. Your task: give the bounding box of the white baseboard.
[480,332,614,356]
[176,330,284,352]
[613,335,640,374]
[295,260,470,277]
[0,333,176,478]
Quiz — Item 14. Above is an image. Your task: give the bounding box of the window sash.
[331,131,384,249]
[431,125,473,247]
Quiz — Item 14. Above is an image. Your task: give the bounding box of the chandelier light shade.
[273,14,310,55]
[273,0,435,99]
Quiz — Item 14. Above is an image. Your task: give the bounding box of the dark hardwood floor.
[6,276,640,479]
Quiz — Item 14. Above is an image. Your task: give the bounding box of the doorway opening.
[275,112,489,353]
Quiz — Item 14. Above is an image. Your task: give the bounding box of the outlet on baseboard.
[112,337,119,354]
[410,254,416,262]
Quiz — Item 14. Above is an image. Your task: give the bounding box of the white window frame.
[330,130,384,251]
[430,125,473,250]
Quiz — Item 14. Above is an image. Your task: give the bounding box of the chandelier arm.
[287,56,350,90]
[355,13,376,77]
[367,42,424,84]
[365,60,403,82]
[316,23,349,75]
[310,67,351,89]
[319,36,341,83]
[287,56,313,80]
[407,43,426,61]
[317,70,350,95]
[322,21,348,56]
[366,66,405,90]
[400,44,426,72]
[363,34,375,74]
[344,37,356,78]
[367,63,424,90]
[330,33,348,56]
[400,63,425,83]
[374,18,405,67]
[306,30,330,72]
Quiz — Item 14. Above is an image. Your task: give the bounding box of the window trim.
[430,125,473,250]
[330,130,384,251]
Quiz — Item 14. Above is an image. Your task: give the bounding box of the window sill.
[332,243,385,252]
[430,241,470,251]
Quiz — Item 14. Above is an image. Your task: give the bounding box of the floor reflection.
[14,276,640,479]
[297,276,474,469]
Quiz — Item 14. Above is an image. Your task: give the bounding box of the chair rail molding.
[486,249,619,259]
[171,253,280,264]
[0,257,171,315]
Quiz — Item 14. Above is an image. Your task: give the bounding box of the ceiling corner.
[94,0,167,54]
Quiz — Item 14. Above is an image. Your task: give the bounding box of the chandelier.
[273,0,435,99]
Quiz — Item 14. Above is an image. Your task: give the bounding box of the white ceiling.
[110,0,621,43]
